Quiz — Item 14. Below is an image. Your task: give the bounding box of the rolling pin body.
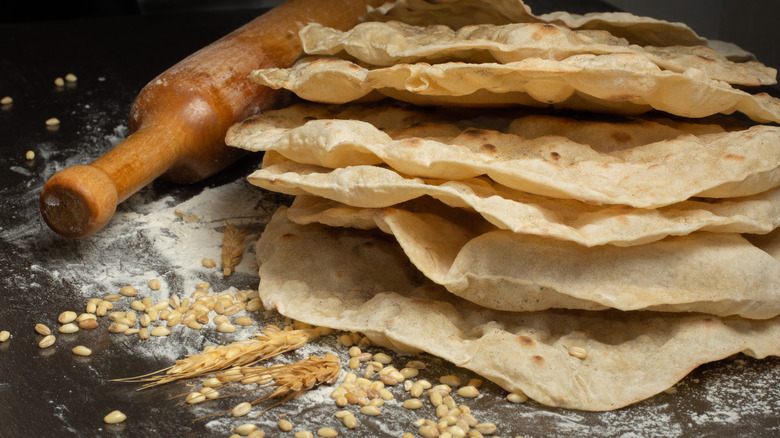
[40,0,384,238]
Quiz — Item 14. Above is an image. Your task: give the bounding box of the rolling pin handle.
[39,165,119,238]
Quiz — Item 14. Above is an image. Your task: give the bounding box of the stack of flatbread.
[226,0,780,411]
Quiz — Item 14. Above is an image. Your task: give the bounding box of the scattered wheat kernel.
[0,96,12,105]
[186,320,203,330]
[401,368,420,379]
[403,433,415,438]
[119,286,137,297]
[419,425,439,438]
[247,431,266,438]
[45,117,60,126]
[343,413,358,429]
[77,312,96,322]
[24,150,35,161]
[359,405,381,416]
[235,423,258,435]
[79,319,98,330]
[95,305,108,317]
[337,334,354,347]
[72,345,92,356]
[103,410,126,424]
[443,396,457,410]
[198,386,218,399]
[410,383,424,398]
[155,301,170,311]
[474,423,497,435]
[146,308,159,322]
[108,323,129,334]
[430,391,443,407]
[38,334,55,348]
[185,392,206,404]
[214,315,228,325]
[467,432,484,438]
[278,419,293,432]
[458,386,480,398]
[348,346,362,357]
[373,352,392,364]
[294,431,314,438]
[57,311,77,324]
[567,346,588,360]
[348,357,360,370]
[34,323,51,336]
[65,73,77,82]
[0,331,10,342]
[506,391,528,404]
[334,410,351,419]
[403,398,423,410]
[234,317,253,326]
[440,375,462,387]
[200,258,217,269]
[59,323,79,334]
[54,77,65,86]
[150,327,170,337]
[317,427,338,438]
[447,426,467,437]
[244,300,264,314]
[436,404,450,419]
[405,360,427,370]
[148,279,161,290]
[103,294,121,302]
[217,322,237,333]
[232,402,252,417]
[467,379,483,388]
[202,377,221,388]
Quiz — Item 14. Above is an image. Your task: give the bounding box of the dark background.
[1,1,779,436]
[2,0,778,89]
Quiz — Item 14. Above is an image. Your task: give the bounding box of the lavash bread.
[299,22,775,85]
[250,56,780,122]
[226,0,780,411]
[249,156,780,247]
[255,208,780,411]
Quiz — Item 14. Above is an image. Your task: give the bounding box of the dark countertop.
[1,4,779,437]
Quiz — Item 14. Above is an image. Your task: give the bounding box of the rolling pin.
[40,0,385,238]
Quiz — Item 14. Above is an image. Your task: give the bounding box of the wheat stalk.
[185,354,342,421]
[221,221,248,276]
[113,325,318,389]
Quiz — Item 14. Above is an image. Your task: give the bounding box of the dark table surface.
[2,3,780,437]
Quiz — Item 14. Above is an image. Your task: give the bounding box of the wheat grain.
[114,326,317,388]
[221,222,248,277]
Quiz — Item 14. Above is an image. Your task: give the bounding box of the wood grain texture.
[39,0,385,238]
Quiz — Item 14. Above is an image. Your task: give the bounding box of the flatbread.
[284,196,780,318]
[227,104,780,208]
[367,0,708,49]
[300,22,775,85]
[255,208,780,410]
[254,158,780,246]
[250,56,780,122]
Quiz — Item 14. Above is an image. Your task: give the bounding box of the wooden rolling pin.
[40,0,384,238]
